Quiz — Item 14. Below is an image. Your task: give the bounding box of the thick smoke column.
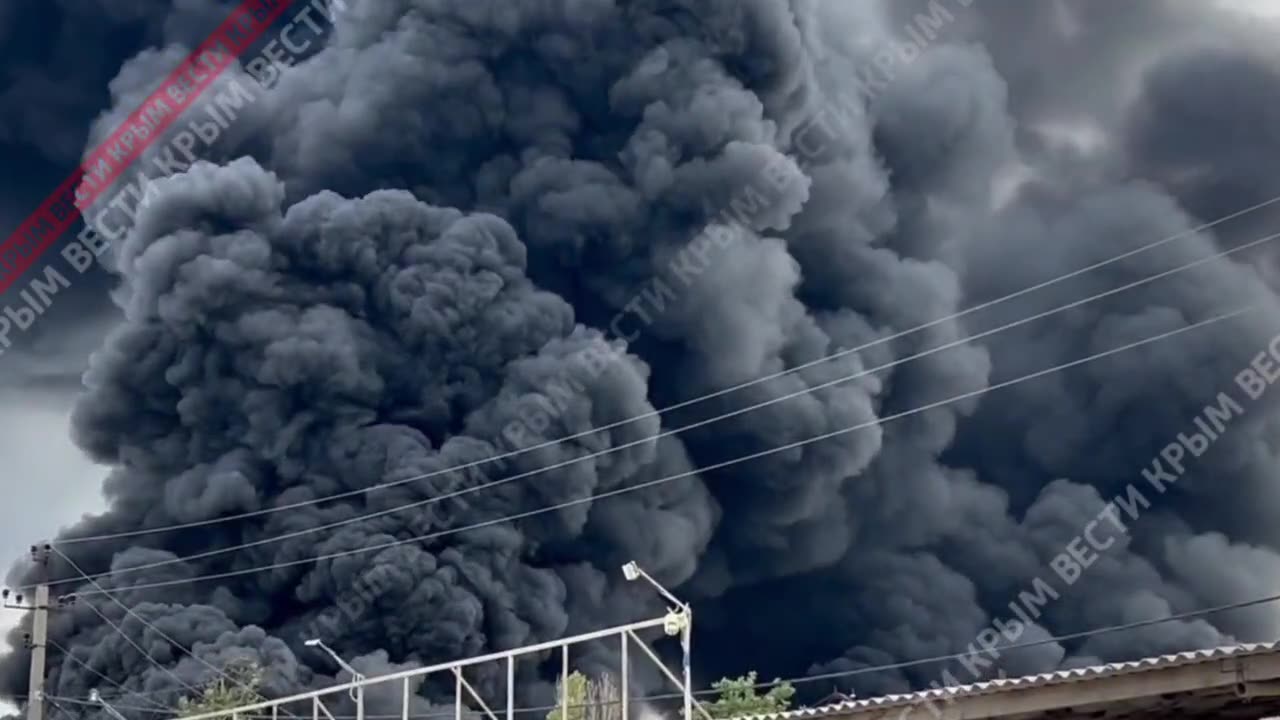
[6,0,1280,712]
[0,0,243,374]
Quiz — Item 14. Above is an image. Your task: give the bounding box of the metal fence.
[177,611,700,720]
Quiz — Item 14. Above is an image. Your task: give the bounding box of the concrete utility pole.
[4,545,52,720]
[27,582,49,720]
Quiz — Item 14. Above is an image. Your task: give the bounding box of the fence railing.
[177,612,701,720]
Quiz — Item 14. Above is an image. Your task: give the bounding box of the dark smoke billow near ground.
[6,0,1280,712]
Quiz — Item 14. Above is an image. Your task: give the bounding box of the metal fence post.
[507,657,515,720]
[621,634,629,720]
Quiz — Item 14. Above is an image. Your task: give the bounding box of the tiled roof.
[741,641,1280,719]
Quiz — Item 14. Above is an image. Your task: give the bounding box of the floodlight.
[304,638,364,701]
[664,608,692,637]
[620,560,686,611]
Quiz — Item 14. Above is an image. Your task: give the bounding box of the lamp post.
[621,562,692,720]
[304,638,365,712]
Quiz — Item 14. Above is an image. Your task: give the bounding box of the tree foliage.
[546,671,621,720]
[176,660,264,718]
[705,673,794,719]
[544,669,792,720]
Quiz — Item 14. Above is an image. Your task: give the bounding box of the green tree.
[176,660,264,718]
[546,671,621,720]
[705,672,794,718]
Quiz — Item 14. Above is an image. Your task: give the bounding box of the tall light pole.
[304,638,365,714]
[621,562,692,720]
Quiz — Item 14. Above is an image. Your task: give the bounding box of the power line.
[76,594,197,696]
[495,587,1280,698]
[46,638,175,714]
[64,304,1257,597]
[8,686,193,705]
[41,227,1280,591]
[52,588,1280,719]
[43,697,84,720]
[13,691,170,711]
[758,589,1280,688]
[42,695,165,718]
[48,193,1280,548]
[47,547,293,718]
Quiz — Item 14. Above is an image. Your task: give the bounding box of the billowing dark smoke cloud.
[884,0,1280,250]
[7,0,1280,714]
[0,0,244,381]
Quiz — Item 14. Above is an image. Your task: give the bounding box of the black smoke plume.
[6,0,1280,713]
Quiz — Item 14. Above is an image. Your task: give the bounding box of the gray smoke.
[0,0,243,381]
[6,0,1280,714]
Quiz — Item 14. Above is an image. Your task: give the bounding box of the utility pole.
[5,544,52,720]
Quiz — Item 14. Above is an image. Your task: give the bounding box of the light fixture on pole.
[89,689,130,720]
[304,638,365,703]
[621,561,693,720]
[620,562,686,612]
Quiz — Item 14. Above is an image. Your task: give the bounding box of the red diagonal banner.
[0,0,294,295]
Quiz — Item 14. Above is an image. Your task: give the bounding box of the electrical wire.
[43,695,166,718]
[63,304,1257,597]
[44,696,86,720]
[60,588,1280,718]
[22,200,1273,717]
[18,692,173,715]
[41,226,1280,591]
[46,637,176,714]
[47,193,1280,548]
[77,595,198,696]
[48,546,294,718]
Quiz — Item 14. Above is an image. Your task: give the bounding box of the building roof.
[743,641,1280,720]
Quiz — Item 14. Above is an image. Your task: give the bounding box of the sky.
[9,0,1280,715]
[0,356,107,708]
[1226,0,1280,16]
